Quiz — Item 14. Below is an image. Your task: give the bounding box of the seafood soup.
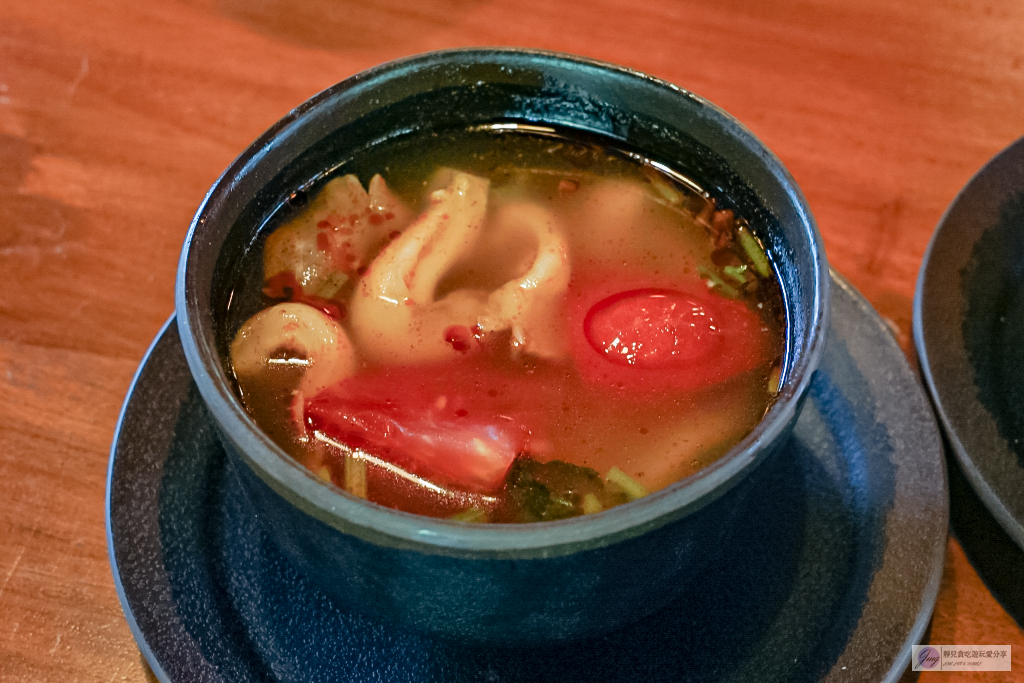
[226,125,785,523]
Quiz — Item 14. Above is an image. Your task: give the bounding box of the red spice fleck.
[262,271,300,299]
[454,409,469,417]
[695,202,714,230]
[303,297,345,321]
[712,209,734,231]
[338,227,354,236]
[388,230,402,241]
[316,232,331,252]
[368,213,384,226]
[384,211,395,220]
[348,213,359,223]
[356,265,369,276]
[558,179,579,193]
[444,325,474,353]
[441,214,449,221]
[711,210,735,249]
[261,271,345,321]
[329,240,355,272]
[317,219,332,229]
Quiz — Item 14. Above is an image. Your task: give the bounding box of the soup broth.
[226,125,785,523]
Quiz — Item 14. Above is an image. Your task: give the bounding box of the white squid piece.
[348,171,491,365]
[476,201,571,358]
[348,171,571,365]
[230,302,358,424]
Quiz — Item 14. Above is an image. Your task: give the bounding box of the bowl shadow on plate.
[946,189,1024,626]
[961,190,1024,473]
[944,442,1024,629]
[154,358,888,683]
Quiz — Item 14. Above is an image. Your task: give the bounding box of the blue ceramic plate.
[108,273,945,683]
[914,136,1024,550]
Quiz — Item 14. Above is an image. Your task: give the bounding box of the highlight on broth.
[227,125,785,523]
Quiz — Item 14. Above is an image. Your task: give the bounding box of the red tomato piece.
[584,288,723,368]
[566,272,772,394]
[304,362,550,495]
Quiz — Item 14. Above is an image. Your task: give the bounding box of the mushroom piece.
[476,201,570,359]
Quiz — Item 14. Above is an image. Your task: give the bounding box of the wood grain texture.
[0,0,1021,680]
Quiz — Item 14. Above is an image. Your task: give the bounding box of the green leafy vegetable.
[722,264,749,285]
[494,458,631,523]
[698,266,741,299]
[737,227,771,277]
[605,466,649,500]
[449,507,489,523]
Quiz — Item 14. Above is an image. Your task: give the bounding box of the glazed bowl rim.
[176,47,830,558]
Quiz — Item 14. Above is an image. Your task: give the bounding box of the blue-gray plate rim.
[913,135,1024,549]
[108,271,946,683]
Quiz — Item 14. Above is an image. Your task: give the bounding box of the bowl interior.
[177,48,828,555]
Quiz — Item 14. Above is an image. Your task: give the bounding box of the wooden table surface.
[1,0,1022,680]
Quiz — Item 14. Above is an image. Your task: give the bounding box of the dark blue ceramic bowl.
[175,48,829,644]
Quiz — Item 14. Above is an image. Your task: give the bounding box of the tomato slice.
[304,362,550,496]
[584,288,724,368]
[567,272,773,394]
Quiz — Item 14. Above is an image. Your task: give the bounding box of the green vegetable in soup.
[494,459,631,523]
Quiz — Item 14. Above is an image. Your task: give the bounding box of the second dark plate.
[914,136,1024,550]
